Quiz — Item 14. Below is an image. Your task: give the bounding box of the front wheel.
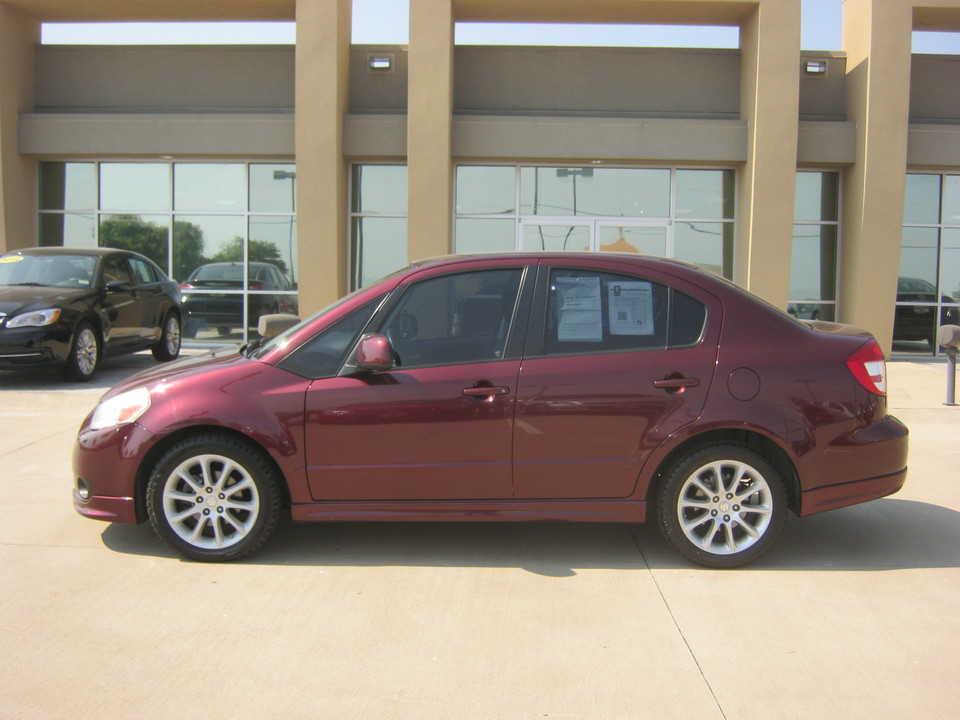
[63,321,99,382]
[657,445,786,569]
[147,435,282,562]
[152,311,182,362]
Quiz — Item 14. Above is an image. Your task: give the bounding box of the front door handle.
[653,376,700,393]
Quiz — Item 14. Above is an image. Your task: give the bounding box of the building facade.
[1,0,959,353]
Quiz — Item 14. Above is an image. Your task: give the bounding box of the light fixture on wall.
[367,54,394,73]
[803,60,828,76]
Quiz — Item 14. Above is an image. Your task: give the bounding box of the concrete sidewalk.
[0,359,957,719]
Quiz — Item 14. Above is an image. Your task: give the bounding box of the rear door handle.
[653,377,700,392]
[462,386,510,398]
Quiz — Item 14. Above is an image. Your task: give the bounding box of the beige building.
[1,0,958,355]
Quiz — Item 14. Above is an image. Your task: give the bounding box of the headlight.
[6,308,61,328]
[89,387,151,430]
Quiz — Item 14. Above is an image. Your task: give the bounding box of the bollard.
[938,325,960,407]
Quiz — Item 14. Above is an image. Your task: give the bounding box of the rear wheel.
[657,445,786,568]
[63,321,99,382]
[147,435,282,562]
[152,311,181,361]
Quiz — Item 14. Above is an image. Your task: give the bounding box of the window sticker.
[557,275,602,342]
[609,281,655,336]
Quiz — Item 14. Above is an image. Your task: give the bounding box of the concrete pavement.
[0,356,958,719]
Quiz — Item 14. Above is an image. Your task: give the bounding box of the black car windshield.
[0,254,97,289]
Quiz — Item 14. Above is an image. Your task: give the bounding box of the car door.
[97,254,142,350]
[512,261,720,499]
[303,264,531,501]
[127,257,167,343]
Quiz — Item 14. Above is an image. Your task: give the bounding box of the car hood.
[101,346,252,399]
[0,284,90,317]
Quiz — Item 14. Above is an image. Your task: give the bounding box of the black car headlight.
[5,308,61,328]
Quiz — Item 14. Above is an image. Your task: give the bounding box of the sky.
[40,0,958,53]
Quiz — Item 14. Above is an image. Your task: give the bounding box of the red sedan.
[73,253,908,567]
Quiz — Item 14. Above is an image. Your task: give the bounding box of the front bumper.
[0,325,70,369]
[72,420,158,525]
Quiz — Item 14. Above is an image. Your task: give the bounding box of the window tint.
[542,268,704,355]
[379,268,523,367]
[280,297,383,379]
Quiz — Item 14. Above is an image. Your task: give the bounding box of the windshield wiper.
[7,282,47,287]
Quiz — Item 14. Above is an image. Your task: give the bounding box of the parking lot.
[1,354,958,719]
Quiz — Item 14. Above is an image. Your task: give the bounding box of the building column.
[295,0,352,314]
[0,5,39,254]
[735,0,801,308]
[840,0,913,355]
[407,0,454,262]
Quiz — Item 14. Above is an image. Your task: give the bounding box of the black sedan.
[0,247,182,381]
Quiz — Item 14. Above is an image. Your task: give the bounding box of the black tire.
[657,445,786,569]
[63,321,100,382]
[152,311,182,362]
[146,435,283,562]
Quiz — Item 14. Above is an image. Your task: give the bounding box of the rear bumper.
[799,467,907,516]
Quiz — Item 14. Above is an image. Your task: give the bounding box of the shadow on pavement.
[100,497,960,574]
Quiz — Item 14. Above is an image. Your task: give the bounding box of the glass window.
[174,164,245,212]
[174,215,246,284]
[352,217,408,288]
[99,214,170,270]
[945,176,960,225]
[520,167,670,218]
[40,214,95,248]
[675,169,735,220]
[101,256,134,286]
[903,174,941,225]
[942,229,960,303]
[351,165,407,214]
[455,218,515,254]
[598,225,665,255]
[100,163,170,212]
[674,222,732,277]
[40,163,95,211]
[790,224,837,301]
[794,171,839,223]
[897,173,960,355]
[898,226,939,288]
[379,269,523,367]
[250,215,297,287]
[456,166,515,215]
[522,224,590,252]
[250,164,297,213]
[789,171,840,321]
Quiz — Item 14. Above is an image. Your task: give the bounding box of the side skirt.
[291,499,647,524]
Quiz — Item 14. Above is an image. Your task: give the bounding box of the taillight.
[179,282,194,290]
[250,281,267,290]
[846,339,887,395]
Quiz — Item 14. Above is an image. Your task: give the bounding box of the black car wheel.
[147,434,283,562]
[63,321,100,382]
[152,311,182,362]
[658,445,787,568]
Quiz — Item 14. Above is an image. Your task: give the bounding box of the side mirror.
[351,333,395,373]
[257,313,300,339]
[105,280,132,292]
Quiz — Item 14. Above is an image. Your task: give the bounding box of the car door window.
[102,256,135,287]
[129,258,156,285]
[280,296,383,379]
[541,268,704,356]
[378,268,523,368]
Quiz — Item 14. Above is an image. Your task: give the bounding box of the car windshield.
[0,254,97,289]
